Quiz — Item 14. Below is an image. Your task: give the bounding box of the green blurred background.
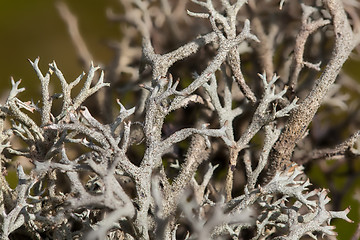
[0,0,120,97]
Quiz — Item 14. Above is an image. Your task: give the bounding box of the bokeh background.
[1,1,360,239]
[0,0,121,97]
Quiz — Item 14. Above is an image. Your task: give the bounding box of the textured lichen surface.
[1,1,360,239]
